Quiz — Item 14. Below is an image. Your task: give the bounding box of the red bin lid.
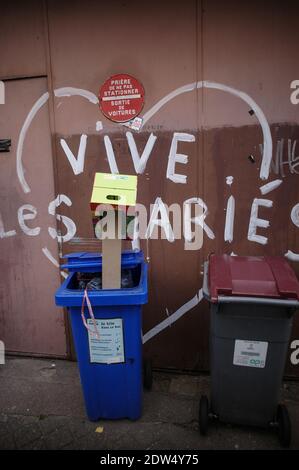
[208,255,299,302]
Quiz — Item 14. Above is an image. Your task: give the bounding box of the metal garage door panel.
[47,0,205,369]
[0,78,67,356]
[202,0,299,376]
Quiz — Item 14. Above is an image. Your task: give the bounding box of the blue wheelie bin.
[55,250,148,421]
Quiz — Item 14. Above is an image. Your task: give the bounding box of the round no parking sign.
[99,73,145,123]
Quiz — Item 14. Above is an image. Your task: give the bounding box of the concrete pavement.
[0,357,298,450]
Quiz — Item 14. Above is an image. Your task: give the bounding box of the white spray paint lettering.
[226,176,234,186]
[0,212,16,239]
[16,92,50,194]
[259,179,283,195]
[126,131,157,174]
[290,340,299,365]
[166,132,195,184]
[145,197,175,242]
[103,135,119,174]
[247,198,273,245]
[16,81,273,195]
[224,196,235,243]
[0,80,4,105]
[48,195,77,243]
[183,198,215,241]
[17,204,40,236]
[143,289,203,343]
[291,203,299,228]
[262,139,299,178]
[42,247,68,279]
[290,80,299,105]
[54,87,98,104]
[96,121,103,131]
[60,134,87,176]
[285,250,299,262]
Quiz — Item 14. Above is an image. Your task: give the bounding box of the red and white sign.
[99,74,145,123]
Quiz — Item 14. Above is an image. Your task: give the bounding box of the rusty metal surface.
[1,1,299,375]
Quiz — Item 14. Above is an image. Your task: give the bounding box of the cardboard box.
[102,212,122,289]
[90,173,137,210]
[90,173,137,289]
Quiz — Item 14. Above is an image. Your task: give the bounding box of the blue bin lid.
[61,249,144,272]
[56,249,147,307]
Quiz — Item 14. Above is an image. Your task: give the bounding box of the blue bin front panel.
[69,304,142,421]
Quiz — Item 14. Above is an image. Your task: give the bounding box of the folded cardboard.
[90,173,138,289]
[90,173,137,210]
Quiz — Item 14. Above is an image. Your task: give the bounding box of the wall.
[1,0,299,374]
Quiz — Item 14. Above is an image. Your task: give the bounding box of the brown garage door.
[0,77,67,357]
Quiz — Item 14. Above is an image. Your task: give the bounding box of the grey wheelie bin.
[200,254,299,447]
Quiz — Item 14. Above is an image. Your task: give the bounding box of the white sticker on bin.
[233,340,268,368]
[87,318,125,364]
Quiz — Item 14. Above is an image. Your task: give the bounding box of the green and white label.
[87,318,124,364]
[233,339,268,368]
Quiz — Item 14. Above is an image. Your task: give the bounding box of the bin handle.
[81,288,100,339]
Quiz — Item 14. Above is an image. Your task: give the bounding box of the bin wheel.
[277,404,291,447]
[143,358,153,390]
[199,395,209,435]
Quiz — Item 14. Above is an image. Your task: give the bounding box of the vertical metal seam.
[42,0,62,255]
[199,0,208,370]
[42,0,73,359]
[200,0,205,233]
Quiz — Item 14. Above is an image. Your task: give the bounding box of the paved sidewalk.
[0,357,298,450]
